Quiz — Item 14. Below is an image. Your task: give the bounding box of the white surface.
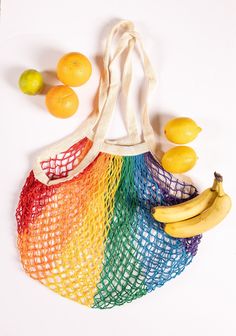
[0,1,236,335]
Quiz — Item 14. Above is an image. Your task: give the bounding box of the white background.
[0,0,236,335]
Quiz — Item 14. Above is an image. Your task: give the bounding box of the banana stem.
[217,182,225,197]
[211,178,218,191]
[213,172,224,196]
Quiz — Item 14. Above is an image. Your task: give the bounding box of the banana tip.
[214,172,223,182]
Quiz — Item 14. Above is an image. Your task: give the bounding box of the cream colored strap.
[93,29,157,150]
[33,21,140,184]
[94,32,136,143]
[97,21,140,144]
[33,20,157,185]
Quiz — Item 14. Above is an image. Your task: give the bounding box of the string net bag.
[16,21,201,309]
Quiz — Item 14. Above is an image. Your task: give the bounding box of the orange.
[45,85,79,118]
[57,52,92,87]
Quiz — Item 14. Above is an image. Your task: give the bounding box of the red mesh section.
[16,152,106,286]
[16,137,93,234]
[40,137,93,181]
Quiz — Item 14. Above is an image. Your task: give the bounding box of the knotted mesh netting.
[16,137,201,309]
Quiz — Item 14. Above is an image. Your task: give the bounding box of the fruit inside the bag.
[161,145,197,173]
[45,85,79,118]
[57,52,92,87]
[152,175,218,223]
[164,117,202,144]
[152,173,232,238]
[18,69,44,95]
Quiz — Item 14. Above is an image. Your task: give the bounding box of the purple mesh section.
[144,152,202,256]
[181,236,202,256]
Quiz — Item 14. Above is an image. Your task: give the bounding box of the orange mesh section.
[17,151,123,306]
[17,153,102,278]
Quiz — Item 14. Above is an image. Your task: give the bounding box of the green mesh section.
[92,153,200,309]
[93,157,147,308]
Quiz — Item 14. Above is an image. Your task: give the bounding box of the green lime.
[18,69,44,95]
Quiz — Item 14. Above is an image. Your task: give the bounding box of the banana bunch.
[152,173,231,238]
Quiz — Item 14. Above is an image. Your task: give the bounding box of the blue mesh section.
[133,153,201,292]
[93,153,201,308]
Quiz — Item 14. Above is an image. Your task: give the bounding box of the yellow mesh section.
[37,153,123,306]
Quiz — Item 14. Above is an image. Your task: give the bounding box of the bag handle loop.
[93,23,157,153]
[97,20,141,144]
[33,21,158,185]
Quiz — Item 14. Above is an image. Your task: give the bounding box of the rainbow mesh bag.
[16,21,201,309]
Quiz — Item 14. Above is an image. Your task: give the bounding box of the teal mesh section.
[93,153,201,309]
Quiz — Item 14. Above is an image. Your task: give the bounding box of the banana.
[164,180,231,238]
[152,175,220,223]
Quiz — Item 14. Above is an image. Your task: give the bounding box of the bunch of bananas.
[152,173,231,238]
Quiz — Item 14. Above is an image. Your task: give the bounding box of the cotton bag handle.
[93,25,157,152]
[33,20,158,185]
[97,20,140,144]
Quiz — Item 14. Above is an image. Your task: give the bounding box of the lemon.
[19,69,44,95]
[161,146,197,173]
[164,117,202,144]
